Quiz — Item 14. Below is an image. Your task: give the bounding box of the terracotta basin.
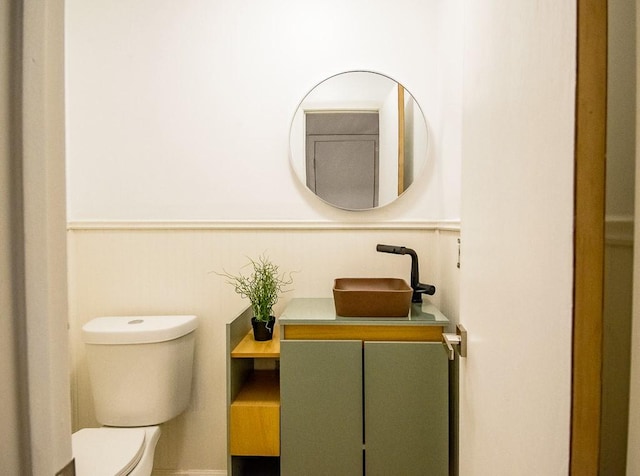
[333,278,412,317]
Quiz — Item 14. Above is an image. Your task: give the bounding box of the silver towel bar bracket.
[442,324,467,361]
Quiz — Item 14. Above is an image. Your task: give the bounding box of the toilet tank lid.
[82,315,198,345]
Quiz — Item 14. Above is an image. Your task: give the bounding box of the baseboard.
[151,471,226,476]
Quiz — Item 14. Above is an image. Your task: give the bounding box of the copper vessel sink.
[333,278,412,317]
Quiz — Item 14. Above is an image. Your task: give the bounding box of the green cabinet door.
[364,341,449,476]
[280,340,363,476]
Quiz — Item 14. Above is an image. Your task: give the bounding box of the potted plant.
[219,254,293,341]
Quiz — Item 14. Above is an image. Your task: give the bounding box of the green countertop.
[279,297,449,326]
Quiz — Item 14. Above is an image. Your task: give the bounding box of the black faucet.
[376,244,436,302]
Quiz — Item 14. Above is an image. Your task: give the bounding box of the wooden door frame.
[572,0,607,474]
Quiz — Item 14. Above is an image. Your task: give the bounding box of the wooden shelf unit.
[227,308,281,475]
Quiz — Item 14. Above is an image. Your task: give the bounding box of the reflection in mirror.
[290,71,428,210]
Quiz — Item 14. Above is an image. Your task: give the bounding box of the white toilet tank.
[82,315,198,427]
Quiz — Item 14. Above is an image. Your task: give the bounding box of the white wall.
[65,0,461,222]
[0,1,76,474]
[459,1,575,474]
[22,1,74,473]
[65,0,463,473]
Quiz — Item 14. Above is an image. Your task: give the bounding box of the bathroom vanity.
[226,298,449,476]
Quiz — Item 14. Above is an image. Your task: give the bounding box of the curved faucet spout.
[376,244,436,302]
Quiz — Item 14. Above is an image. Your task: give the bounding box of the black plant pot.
[252,316,275,341]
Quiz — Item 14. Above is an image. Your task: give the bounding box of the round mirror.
[289,71,429,210]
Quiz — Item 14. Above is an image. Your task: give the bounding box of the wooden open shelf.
[227,308,282,474]
[230,370,280,456]
[231,325,280,358]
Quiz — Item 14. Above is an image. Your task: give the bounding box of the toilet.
[72,315,198,476]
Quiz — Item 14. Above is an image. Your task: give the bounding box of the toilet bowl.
[72,426,160,476]
[72,315,197,476]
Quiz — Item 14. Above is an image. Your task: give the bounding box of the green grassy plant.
[219,255,294,321]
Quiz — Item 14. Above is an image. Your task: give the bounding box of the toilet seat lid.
[72,427,146,476]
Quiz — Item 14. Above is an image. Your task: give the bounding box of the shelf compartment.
[231,325,280,358]
[230,370,280,456]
